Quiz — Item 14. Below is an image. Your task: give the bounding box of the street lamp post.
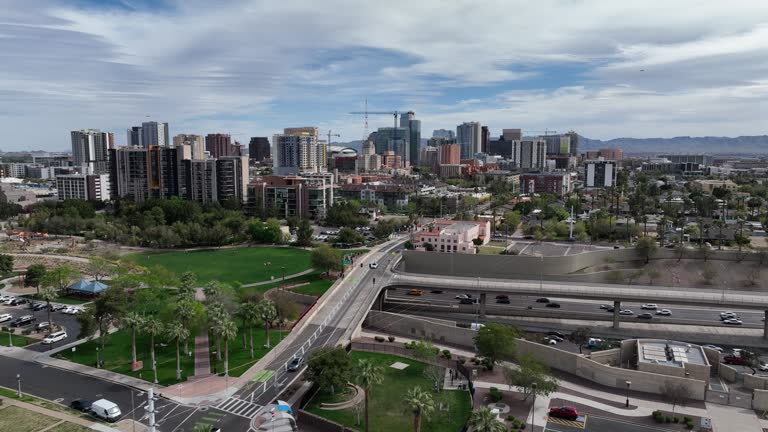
[96,347,100,368]
[625,380,632,407]
[16,373,21,398]
[531,382,537,431]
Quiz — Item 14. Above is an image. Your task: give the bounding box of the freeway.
[384,291,766,328]
[229,238,405,414]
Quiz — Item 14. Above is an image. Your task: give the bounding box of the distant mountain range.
[332,135,768,156]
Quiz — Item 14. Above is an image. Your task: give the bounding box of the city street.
[545,415,681,432]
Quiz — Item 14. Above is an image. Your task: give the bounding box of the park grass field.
[306,352,471,432]
[125,246,312,285]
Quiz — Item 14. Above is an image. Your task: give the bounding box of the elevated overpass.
[380,272,768,337]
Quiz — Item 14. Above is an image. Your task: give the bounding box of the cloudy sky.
[3,0,768,151]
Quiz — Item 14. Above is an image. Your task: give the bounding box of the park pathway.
[240,268,315,288]
[193,289,211,378]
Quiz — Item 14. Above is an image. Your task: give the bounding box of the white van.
[42,331,67,344]
[91,399,122,422]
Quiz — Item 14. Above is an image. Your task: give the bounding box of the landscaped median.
[0,329,37,347]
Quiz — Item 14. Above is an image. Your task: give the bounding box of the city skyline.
[3,0,768,151]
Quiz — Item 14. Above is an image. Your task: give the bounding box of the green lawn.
[0,406,59,432]
[125,247,313,285]
[0,331,37,347]
[47,423,92,432]
[23,294,90,305]
[238,271,334,298]
[292,278,334,296]
[58,329,195,386]
[208,324,289,377]
[306,352,471,432]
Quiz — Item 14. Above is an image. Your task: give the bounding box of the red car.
[549,406,579,420]
[723,355,748,365]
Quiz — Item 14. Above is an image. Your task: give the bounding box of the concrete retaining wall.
[296,410,355,432]
[719,364,739,383]
[401,248,762,279]
[753,389,768,410]
[516,339,707,400]
[588,349,620,365]
[744,374,768,390]
[364,311,477,348]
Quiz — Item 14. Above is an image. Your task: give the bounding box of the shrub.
[388,336,395,342]
[507,415,516,422]
[685,421,694,430]
[489,387,502,402]
[673,417,679,423]
[683,416,692,423]
[519,424,526,430]
[0,326,7,332]
[405,342,413,349]
[664,417,671,423]
[442,349,452,359]
[21,329,31,335]
[374,336,385,342]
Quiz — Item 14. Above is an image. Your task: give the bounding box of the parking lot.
[0,300,83,350]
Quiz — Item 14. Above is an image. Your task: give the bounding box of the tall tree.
[356,359,384,432]
[311,244,341,276]
[24,264,47,295]
[468,407,507,432]
[217,318,237,376]
[503,354,559,400]
[296,218,314,247]
[143,317,165,384]
[0,254,14,274]
[305,346,353,395]
[256,298,278,348]
[474,323,519,368]
[174,298,199,354]
[242,302,260,358]
[403,386,435,432]
[41,265,80,295]
[86,257,114,281]
[635,236,657,264]
[121,311,145,365]
[165,321,190,381]
[178,271,197,298]
[39,287,58,334]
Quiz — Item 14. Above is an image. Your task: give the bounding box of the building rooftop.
[637,340,707,367]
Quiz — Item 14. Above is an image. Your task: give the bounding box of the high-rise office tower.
[141,121,169,147]
[432,129,455,139]
[127,126,142,147]
[273,128,326,175]
[565,130,579,157]
[481,126,490,154]
[205,133,235,159]
[543,134,571,155]
[71,129,110,174]
[456,122,482,160]
[248,137,271,162]
[400,111,421,165]
[502,129,522,141]
[512,139,547,169]
[373,127,409,158]
[173,134,205,159]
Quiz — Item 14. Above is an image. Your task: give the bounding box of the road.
[545,414,680,432]
[228,239,405,413]
[383,290,766,328]
[0,355,250,431]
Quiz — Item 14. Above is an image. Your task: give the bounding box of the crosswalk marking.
[215,397,262,419]
[546,415,587,429]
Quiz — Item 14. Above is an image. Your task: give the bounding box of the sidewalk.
[240,268,316,288]
[0,395,120,431]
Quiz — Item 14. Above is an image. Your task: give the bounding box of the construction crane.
[349,105,402,136]
[326,130,340,146]
[527,129,558,136]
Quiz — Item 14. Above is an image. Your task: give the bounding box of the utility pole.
[569,206,574,240]
[145,388,157,432]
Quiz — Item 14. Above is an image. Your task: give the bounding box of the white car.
[720,311,736,318]
[62,307,82,315]
[369,263,379,269]
[543,337,558,345]
[0,294,12,302]
[656,309,672,316]
[1,297,16,305]
[0,313,12,323]
[641,304,658,310]
[759,363,768,372]
[703,345,724,352]
[724,319,743,325]
[42,331,67,345]
[619,309,634,315]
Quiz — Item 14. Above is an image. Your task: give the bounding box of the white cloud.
[1,0,768,149]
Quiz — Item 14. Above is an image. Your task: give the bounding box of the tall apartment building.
[71,129,111,174]
[585,160,617,188]
[127,126,142,147]
[273,128,326,175]
[419,146,438,170]
[216,156,249,203]
[149,145,191,199]
[400,111,421,165]
[56,174,110,202]
[456,122,482,160]
[543,134,571,155]
[206,133,236,159]
[502,129,522,141]
[432,129,455,139]
[357,140,381,172]
[248,173,334,219]
[173,134,205,159]
[140,121,169,147]
[565,130,579,157]
[1,163,27,178]
[185,159,217,203]
[512,139,547,170]
[520,172,572,196]
[109,147,151,202]
[248,137,271,162]
[438,143,461,165]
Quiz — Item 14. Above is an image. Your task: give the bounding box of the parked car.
[619,309,634,315]
[723,319,743,325]
[50,304,66,312]
[9,298,27,306]
[641,304,658,310]
[70,399,93,412]
[703,345,724,352]
[63,307,83,315]
[42,330,67,344]
[535,297,550,303]
[0,313,12,323]
[1,297,15,305]
[723,355,748,365]
[287,356,303,372]
[495,295,509,300]
[32,303,48,311]
[655,309,672,316]
[10,315,35,327]
[407,289,423,296]
[369,263,379,269]
[0,294,12,302]
[548,406,579,420]
[587,338,603,348]
[759,363,768,372]
[545,302,561,308]
[36,321,52,331]
[496,298,511,304]
[90,399,122,422]
[637,313,653,319]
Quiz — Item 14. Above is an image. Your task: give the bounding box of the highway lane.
[237,239,405,411]
[384,290,766,328]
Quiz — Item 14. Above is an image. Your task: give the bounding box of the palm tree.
[356,359,384,432]
[174,299,196,355]
[165,321,190,381]
[203,280,221,302]
[242,303,260,358]
[215,318,237,376]
[39,287,58,335]
[468,407,507,432]
[207,303,226,361]
[179,271,197,298]
[403,386,435,432]
[256,298,278,348]
[143,317,164,384]
[236,303,250,350]
[122,312,145,365]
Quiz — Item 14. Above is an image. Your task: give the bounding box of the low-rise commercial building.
[520,172,572,196]
[337,183,415,209]
[692,179,738,193]
[412,219,491,254]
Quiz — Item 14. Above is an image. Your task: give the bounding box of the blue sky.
[2,0,768,151]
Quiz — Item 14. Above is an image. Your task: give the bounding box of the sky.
[2,0,768,151]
